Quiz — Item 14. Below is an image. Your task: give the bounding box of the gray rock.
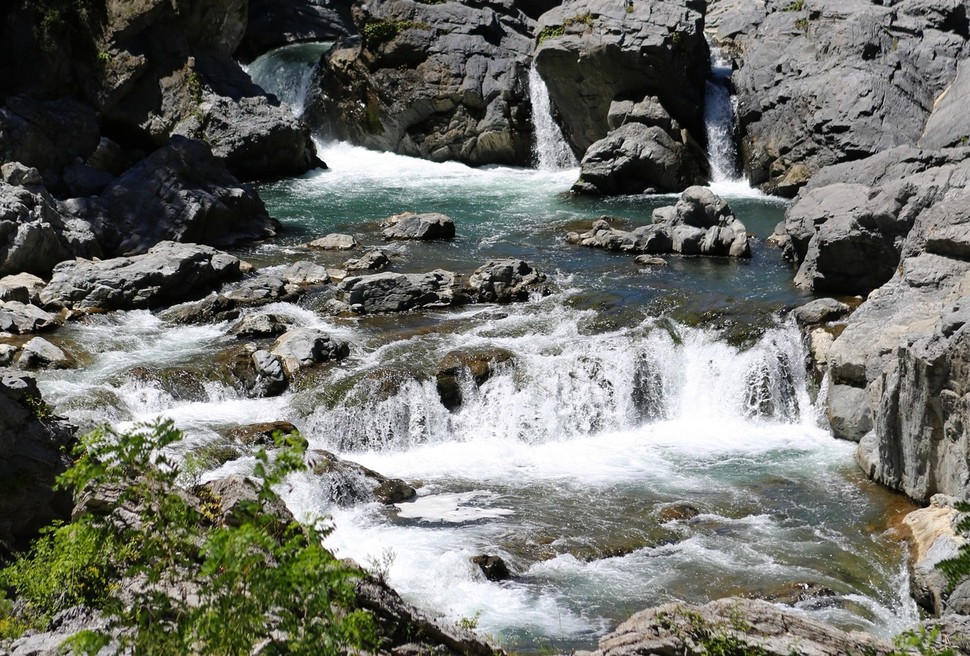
[6,606,113,656]
[0,273,47,305]
[381,212,456,240]
[308,233,358,250]
[0,344,17,366]
[466,259,549,303]
[572,123,706,195]
[238,0,354,62]
[17,337,73,369]
[159,293,241,325]
[223,274,300,306]
[0,372,74,557]
[345,249,390,272]
[305,0,534,165]
[635,255,668,266]
[534,0,708,157]
[229,313,292,339]
[183,94,320,180]
[921,58,970,149]
[271,327,350,376]
[901,498,964,615]
[333,270,462,314]
[575,598,896,656]
[0,300,58,334]
[275,260,331,286]
[436,347,515,411]
[569,188,750,258]
[305,449,416,506]
[250,349,289,397]
[792,298,851,326]
[826,383,872,443]
[40,241,242,312]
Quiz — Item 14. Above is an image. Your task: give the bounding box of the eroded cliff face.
[708,0,970,197]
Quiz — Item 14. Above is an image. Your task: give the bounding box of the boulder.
[308,233,358,250]
[0,179,100,277]
[183,94,320,180]
[0,372,75,557]
[825,383,871,443]
[229,313,293,339]
[332,270,462,314]
[466,259,549,303]
[435,348,515,410]
[159,293,242,325]
[575,598,896,656]
[226,346,290,398]
[727,0,970,196]
[0,301,58,334]
[305,0,534,166]
[635,255,668,267]
[571,123,707,195]
[0,272,46,304]
[901,497,965,615]
[921,58,970,150]
[381,212,455,241]
[345,249,390,272]
[271,328,350,376]
[569,188,751,258]
[237,0,355,62]
[792,298,851,327]
[274,260,331,286]
[40,241,242,312]
[222,274,301,306]
[227,421,301,446]
[17,337,73,370]
[534,0,709,156]
[305,449,416,506]
[471,555,511,582]
[74,137,278,257]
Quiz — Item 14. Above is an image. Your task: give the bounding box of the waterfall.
[243,42,331,117]
[529,65,579,171]
[703,45,741,184]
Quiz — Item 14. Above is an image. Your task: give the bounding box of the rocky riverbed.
[3,0,970,653]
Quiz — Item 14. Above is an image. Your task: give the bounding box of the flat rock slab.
[40,241,241,312]
[308,233,358,250]
[0,301,58,334]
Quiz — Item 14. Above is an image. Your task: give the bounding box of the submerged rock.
[435,348,515,411]
[40,241,242,312]
[305,449,416,506]
[471,555,512,582]
[381,212,455,241]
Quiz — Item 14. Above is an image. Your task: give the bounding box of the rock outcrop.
[305,0,534,165]
[712,0,970,196]
[467,259,549,303]
[568,187,751,258]
[534,0,709,160]
[575,598,902,656]
[0,372,74,557]
[40,242,243,312]
[237,0,355,63]
[902,497,965,614]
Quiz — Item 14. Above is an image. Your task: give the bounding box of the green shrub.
[362,19,430,49]
[0,421,377,655]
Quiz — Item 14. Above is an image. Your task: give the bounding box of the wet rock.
[729,1,970,196]
[250,349,289,397]
[471,555,511,582]
[0,301,58,334]
[381,212,455,241]
[635,255,668,267]
[656,502,701,523]
[306,0,533,166]
[17,337,73,370]
[271,328,350,376]
[345,249,390,272]
[435,348,515,411]
[0,371,74,557]
[305,449,416,506]
[308,233,358,250]
[332,270,462,314]
[902,496,965,615]
[0,272,46,304]
[160,293,241,325]
[41,242,242,312]
[128,366,208,403]
[575,598,896,656]
[792,298,851,327]
[226,421,301,447]
[572,123,706,195]
[570,188,750,258]
[761,582,838,606]
[534,0,708,157]
[467,259,549,303]
[229,312,292,339]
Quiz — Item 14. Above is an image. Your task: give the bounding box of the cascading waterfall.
[529,65,579,171]
[243,42,331,117]
[703,43,742,184]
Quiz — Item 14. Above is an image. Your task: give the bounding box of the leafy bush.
[0,420,377,655]
[362,19,430,49]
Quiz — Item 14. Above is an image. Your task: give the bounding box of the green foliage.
[362,19,430,49]
[29,0,100,52]
[655,607,769,656]
[783,0,805,11]
[537,25,565,43]
[457,610,481,631]
[0,421,378,655]
[23,392,54,421]
[537,13,594,43]
[794,17,810,31]
[890,625,956,656]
